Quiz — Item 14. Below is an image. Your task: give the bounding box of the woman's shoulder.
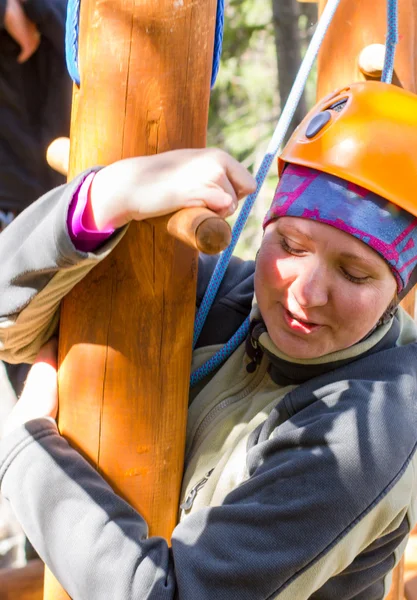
[197,254,255,302]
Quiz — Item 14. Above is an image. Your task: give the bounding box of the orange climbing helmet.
[279,81,417,218]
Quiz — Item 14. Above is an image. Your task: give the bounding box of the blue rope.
[65,0,225,88]
[190,316,250,387]
[65,0,80,86]
[211,0,225,88]
[191,0,343,387]
[381,0,398,83]
[194,150,274,349]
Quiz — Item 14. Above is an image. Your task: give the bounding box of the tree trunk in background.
[271,0,308,141]
[299,1,319,38]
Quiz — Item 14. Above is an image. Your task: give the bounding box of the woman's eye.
[280,238,306,256]
[341,268,370,284]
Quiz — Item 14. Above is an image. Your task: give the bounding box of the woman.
[1,81,417,599]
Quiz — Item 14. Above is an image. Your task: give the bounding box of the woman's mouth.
[282,307,322,334]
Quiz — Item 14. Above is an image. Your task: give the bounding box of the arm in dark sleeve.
[2,355,415,600]
[0,169,126,363]
[23,0,67,54]
[0,420,177,599]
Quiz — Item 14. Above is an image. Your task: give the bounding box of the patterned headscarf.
[263,164,417,292]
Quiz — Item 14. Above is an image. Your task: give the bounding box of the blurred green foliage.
[208,0,317,258]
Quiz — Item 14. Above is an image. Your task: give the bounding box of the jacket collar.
[246,306,399,386]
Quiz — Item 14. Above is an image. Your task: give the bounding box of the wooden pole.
[0,560,44,600]
[43,1,218,598]
[317,0,417,98]
[317,1,417,598]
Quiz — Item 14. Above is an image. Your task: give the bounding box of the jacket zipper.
[246,337,264,373]
[185,357,268,468]
[180,469,215,511]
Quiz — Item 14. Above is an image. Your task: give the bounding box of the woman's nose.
[289,262,329,308]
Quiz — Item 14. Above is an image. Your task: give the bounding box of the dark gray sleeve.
[0,420,176,599]
[0,169,127,364]
[0,419,292,600]
[1,380,413,600]
[0,170,98,319]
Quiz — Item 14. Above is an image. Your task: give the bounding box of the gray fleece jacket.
[0,172,417,600]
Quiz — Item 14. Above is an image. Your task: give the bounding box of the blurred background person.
[0,0,71,568]
[0,0,72,397]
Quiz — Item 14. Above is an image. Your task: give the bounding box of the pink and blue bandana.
[263,164,417,291]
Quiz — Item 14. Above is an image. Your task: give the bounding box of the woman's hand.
[3,339,58,438]
[4,0,40,63]
[89,148,257,230]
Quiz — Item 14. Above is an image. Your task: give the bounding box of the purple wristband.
[67,172,115,252]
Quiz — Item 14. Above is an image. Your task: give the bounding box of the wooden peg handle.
[46,137,70,176]
[167,207,231,255]
[358,44,386,77]
[46,138,230,254]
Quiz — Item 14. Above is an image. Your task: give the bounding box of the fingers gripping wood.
[47,138,231,254]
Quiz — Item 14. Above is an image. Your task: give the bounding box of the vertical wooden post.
[387,557,405,600]
[43,1,218,598]
[317,1,417,598]
[317,0,417,99]
[0,560,44,600]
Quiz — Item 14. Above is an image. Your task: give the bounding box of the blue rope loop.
[381,0,398,83]
[193,151,275,348]
[65,0,225,88]
[191,0,343,386]
[190,316,250,387]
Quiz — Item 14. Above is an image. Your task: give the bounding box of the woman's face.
[255,217,397,359]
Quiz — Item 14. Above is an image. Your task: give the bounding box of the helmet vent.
[328,98,348,112]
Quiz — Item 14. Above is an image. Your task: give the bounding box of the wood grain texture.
[0,560,44,600]
[387,557,405,600]
[44,1,217,598]
[318,2,417,598]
